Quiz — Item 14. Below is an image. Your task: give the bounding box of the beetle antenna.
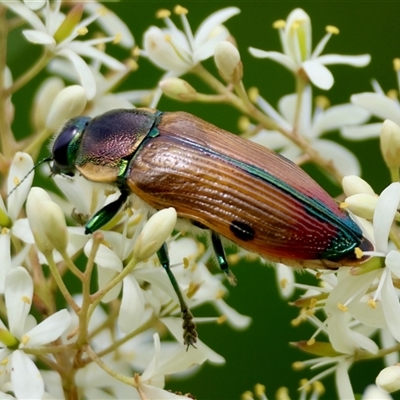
[7,156,52,198]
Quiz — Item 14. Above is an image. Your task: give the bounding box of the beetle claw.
[182,308,197,350]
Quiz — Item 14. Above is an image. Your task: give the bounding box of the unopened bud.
[134,208,177,261]
[344,193,378,219]
[214,41,243,84]
[380,119,400,169]
[46,85,87,131]
[159,78,197,102]
[376,364,400,393]
[342,175,375,197]
[26,187,68,254]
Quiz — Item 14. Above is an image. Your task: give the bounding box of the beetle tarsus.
[211,231,237,286]
[182,308,198,350]
[157,243,198,348]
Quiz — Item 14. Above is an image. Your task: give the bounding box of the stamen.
[292,361,306,371]
[156,9,171,19]
[354,247,363,259]
[77,27,88,36]
[272,19,286,29]
[337,302,348,311]
[217,315,227,324]
[113,33,122,44]
[368,298,377,308]
[280,278,288,289]
[174,5,188,15]
[22,295,31,304]
[307,337,316,346]
[387,89,398,99]
[13,177,20,186]
[393,58,400,71]
[325,25,339,35]
[315,95,330,110]
[248,87,259,103]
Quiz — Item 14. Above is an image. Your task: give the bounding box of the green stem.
[293,78,306,136]
[45,251,80,313]
[77,233,102,346]
[84,344,137,387]
[0,6,15,158]
[6,50,52,95]
[24,127,52,156]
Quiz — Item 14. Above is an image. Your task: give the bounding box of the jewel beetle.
[50,108,374,346]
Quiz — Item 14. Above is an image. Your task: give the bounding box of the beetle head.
[51,116,92,176]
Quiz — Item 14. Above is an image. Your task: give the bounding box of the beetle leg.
[211,231,237,286]
[85,190,129,234]
[156,243,198,349]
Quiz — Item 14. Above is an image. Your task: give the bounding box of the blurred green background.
[7,1,400,399]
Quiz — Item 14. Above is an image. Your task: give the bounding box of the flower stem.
[85,344,138,387]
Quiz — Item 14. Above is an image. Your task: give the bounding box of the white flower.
[0,267,71,399]
[2,0,127,100]
[0,153,35,293]
[249,8,370,90]
[135,333,209,399]
[343,71,400,140]
[249,86,368,176]
[143,6,240,75]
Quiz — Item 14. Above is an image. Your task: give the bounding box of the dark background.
[7,1,400,399]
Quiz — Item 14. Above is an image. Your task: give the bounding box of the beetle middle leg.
[157,243,198,348]
[211,231,237,286]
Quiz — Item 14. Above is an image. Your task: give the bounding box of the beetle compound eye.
[51,116,91,175]
[52,125,78,170]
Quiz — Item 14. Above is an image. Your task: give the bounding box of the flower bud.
[214,41,243,84]
[46,85,87,131]
[159,78,197,102]
[32,77,64,131]
[380,119,400,169]
[134,208,177,261]
[26,187,68,254]
[342,175,375,197]
[376,364,400,393]
[343,193,378,219]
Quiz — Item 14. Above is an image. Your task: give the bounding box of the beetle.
[50,108,374,346]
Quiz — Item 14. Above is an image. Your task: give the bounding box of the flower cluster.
[0,2,399,399]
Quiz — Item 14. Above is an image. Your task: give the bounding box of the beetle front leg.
[85,189,129,234]
[156,243,198,348]
[211,231,237,286]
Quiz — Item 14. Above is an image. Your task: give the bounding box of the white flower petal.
[57,49,96,100]
[2,1,45,31]
[351,93,400,126]
[381,271,400,342]
[23,0,45,11]
[317,53,371,67]
[140,384,190,399]
[248,48,297,72]
[386,251,400,278]
[335,361,354,400]
[213,299,252,329]
[275,263,295,299]
[23,29,55,46]
[11,350,44,400]
[5,267,33,339]
[24,309,71,347]
[341,123,383,140]
[194,7,240,47]
[313,105,370,136]
[313,139,360,177]
[363,384,393,399]
[373,183,400,252]
[302,60,334,90]
[0,231,11,293]
[161,317,225,365]
[284,8,311,62]
[84,241,123,272]
[97,266,121,303]
[7,152,34,222]
[67,41,126,71]
[118,275,145,333]
[84,3,134,48]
